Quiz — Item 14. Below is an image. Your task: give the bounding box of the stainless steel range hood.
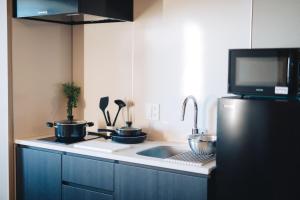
[13,0,134,25]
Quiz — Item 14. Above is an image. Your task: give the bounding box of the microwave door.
[229,54,289,96]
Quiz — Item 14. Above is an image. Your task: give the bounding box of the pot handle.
[87,122,94,127]
[97,129,116,133]
[46,122,54,128]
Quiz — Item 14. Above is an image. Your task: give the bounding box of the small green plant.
[62,82,80,121]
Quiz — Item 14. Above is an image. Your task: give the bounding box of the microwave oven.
[228,48,300,98]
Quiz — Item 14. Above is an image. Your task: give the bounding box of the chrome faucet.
[181,95,199,134]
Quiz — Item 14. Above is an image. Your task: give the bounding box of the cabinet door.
[252,0,300,48]
[115,164,158,200]
[158,171,208,200]
[62,185,113,200]
[17,147,62,200]
[62,155,114,191]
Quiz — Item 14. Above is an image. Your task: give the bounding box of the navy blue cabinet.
[158,171,209,200]
[62,185,113,200]
[62,155,114,191]
[115,163,213,200]
[17,146,214,200]
[16,147,62,200]
[115,164,158,200]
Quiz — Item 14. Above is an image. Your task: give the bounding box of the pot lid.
[55,120,87,125]
[117,127,141,132]
[117,121,142,132]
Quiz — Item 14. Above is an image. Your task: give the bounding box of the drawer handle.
[38,10,48,15]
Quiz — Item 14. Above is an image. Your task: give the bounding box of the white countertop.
[15,136,216,175]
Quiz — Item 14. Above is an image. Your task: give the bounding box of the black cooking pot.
[116,126,142,136]
[116,121,142,136]
[47,120,94,142]
[98,121,142,136]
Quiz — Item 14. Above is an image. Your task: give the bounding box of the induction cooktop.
[38,135,101,144]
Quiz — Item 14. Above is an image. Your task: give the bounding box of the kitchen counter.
[15,135,216,175]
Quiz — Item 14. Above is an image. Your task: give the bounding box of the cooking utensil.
[47,120,94,142]
[99,96,109,125]
[97,121,142,136]
[111,132,147,144]
[88,131,111,140]
[97,127,142,137]
[99,121,141,136]
[188,134,217,155]
[116,121,142,136]
[88,131,147,144]
[126,100,134,122]
[113,99,126,126]
[107,111,112,126]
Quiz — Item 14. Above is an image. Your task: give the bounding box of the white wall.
[252,0,300,48]
[132,0,251,141]
[0,0,10,198]
[14,0,300,142]
[12,20,72,139]
[80,0,252,142]
[82,23,133,128]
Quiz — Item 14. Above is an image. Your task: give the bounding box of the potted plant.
[62,82,80,121]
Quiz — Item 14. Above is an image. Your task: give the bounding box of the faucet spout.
[181,95,199,134]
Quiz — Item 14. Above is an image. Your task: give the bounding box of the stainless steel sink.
[136,146,185,159]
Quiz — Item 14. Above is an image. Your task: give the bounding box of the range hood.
[13,0,133,25]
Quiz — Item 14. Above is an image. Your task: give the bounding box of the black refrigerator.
[217,97,300,200]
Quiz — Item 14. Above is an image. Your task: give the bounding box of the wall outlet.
[145,103,160,121]
[146,103,152,120]
[151,104,160,121]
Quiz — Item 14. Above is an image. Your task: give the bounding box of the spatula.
[113,99,126,126]
[99,96,109,125]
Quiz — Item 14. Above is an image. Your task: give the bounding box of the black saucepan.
[116,126,142,136]
[116,121,142,136]
[98,122,142,136]
[88,131,147,144]
[97,128,142,136]
[47,120,94,142]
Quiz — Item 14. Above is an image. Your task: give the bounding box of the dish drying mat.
[165,151,215,167]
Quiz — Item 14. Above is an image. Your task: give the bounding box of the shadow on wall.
[143,126,166,141]
[134,0,163,19]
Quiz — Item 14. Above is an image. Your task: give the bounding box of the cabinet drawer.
[63,185,113,200]
[62,155,114,191]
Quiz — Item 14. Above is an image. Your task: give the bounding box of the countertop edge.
[15,138,216,176]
